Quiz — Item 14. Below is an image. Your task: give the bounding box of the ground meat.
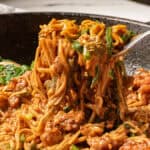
[51,57,65,75]
[88,135,122,150]
[4,75,30,109]
[15,78,27,91]
[87,134,125,150]
[40,127,63,146]
[80,123,104,137]
[5,79,17,92]
[131,105,150,123]
[87,125,127,150]
[5,77,27,92]
[119,136,150,150]
[8,95,20,108]
[133,70,150,88]
[87,135,117,150]
[0,94,8,109]
[54,110,84,131]
[40,121,63,146]
[125,69,150,108]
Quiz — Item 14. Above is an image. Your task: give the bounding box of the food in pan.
[0,19,149,150]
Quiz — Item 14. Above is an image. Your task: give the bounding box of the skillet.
[0,12,149,73]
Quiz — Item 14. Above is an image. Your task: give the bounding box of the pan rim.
[0,11,150,28]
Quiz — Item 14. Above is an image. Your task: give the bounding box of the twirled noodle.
[0,18,149,150]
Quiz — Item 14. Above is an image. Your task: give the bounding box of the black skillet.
[0,12,149,73]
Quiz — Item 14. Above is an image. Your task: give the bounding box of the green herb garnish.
[71,144,80,150]
[0,63,30,85]
[81,28,89,34]
[0,65,4,72]
[124,123,133,129]
[108,69,114,80]
[121,30,135,43]
[0,76,5,85]
[91,65,100,88]
[106,27,113,56]
[128,132,136,137]
[95,20,100,23]
[20,65,30,74]
[20,134,26,143]
[83,47,91,60]
[30,61,35,69]
[0,56,3,62]
[63,105,72,113]
[72,41,83,53]
[116,61,127,77]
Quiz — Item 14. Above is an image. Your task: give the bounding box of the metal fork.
[113,30,150,75]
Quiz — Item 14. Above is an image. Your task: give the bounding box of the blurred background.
[0,0,149,22]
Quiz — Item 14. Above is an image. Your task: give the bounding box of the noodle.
[0,18,149,150]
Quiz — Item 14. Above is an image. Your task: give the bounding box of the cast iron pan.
[0,12,150,73]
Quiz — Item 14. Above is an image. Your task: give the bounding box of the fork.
[113,30,150,75]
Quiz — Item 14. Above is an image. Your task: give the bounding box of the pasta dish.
[0,18,149,150]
